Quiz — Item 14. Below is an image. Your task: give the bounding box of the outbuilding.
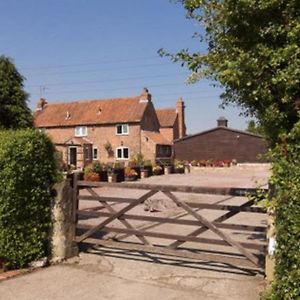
[174,117,268,163]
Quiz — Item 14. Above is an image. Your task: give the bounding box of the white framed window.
[116,147,129,160]
[75,126,87,137]
[116,124,129,135]
[93,147,98,160]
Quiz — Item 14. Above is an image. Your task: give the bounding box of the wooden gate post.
[50,176,79,262]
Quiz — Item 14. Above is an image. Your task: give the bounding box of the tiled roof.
[156,108,177,127]
[34,97,148,127]
[143,131,171,145]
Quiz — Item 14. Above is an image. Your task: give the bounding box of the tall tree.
[160,0,300,144]
[246,120,265,136]
[0,55,33,129]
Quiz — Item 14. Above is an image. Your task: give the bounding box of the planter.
[153,170,163,176]
[84,172,100,181]
[174,168,184,174]
[114,168,125,182]
[143,165,153,176]
[164,166,172,175]
[140,169,149,179]
[125,176,137,182]
[132,167,141,178]
[100,171,108,182]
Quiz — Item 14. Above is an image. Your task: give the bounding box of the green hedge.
[267,121,300,299]
[0,129,57,268]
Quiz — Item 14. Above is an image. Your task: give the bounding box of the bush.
[0,129,58,269]
[267,121,300,299]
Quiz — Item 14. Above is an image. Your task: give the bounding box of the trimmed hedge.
[267,121,300,299]
[0,129,58,269]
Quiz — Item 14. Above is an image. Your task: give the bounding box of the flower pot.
[84,172,100,181]
[108,173,117,183]
[140,169,149,179]
[125,176,137,182]
[164,166,172,175]
[174,168,184,174]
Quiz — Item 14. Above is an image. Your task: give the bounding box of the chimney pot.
[176,97,186,138]
[140,87,152,102]
[36,98,47,111]
[217,116,228,127]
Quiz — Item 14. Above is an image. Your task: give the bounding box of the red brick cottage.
[34,88,186,168]
[174,117,268,163]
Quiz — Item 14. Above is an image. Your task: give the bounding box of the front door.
[83,144,93,167]
[69,147,77,167]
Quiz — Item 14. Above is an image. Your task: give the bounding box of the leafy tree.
[160,1,300,298]
[246,120,265,136]
[160,0,300,144]
[0,55,33,129]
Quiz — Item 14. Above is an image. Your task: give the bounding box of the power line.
[20,55,161,71]
[25,72,190,88]
[23,62,178,77]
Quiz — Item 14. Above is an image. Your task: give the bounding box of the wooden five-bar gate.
[73,177,267,272]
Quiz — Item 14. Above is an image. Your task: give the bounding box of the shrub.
[267,122,300,299]
[0,129,58,269]
[152,164,163,175]
[124,167,138,178]
[84,161,103,175]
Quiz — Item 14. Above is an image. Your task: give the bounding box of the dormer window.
[116,124,129,135]
[75,126,87,137]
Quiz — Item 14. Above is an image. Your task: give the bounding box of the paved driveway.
[0,251,265,300]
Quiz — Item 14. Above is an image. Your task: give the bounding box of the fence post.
[50,175,78,263]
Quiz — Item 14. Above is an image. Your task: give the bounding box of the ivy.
[0,129,58,269]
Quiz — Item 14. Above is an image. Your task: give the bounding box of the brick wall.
[141,132,156,162]
[141,101,160,131]
[45,123,143,166]
[174,128,269,163]
[159,128,174,143]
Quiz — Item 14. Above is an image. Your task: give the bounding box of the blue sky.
[0,0,250,133]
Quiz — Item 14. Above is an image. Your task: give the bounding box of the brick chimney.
[217,116,228,127]
[139,87,152,102]
[176,97,186,138]
[36,98,48,111]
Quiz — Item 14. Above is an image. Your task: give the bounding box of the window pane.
[117,148,122,158]
[117,125,122,134]
[93,148,98,159]
[123,148,129,158]
[122,124,128,134]
[75,126,87,136]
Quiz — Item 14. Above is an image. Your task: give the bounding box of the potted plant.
[113,161,125,182]
[84,164,100,181]
[134,153,150,178]
[106,165,117,183]
[152,164,163,175]
[173,160,185,174]
[190,160,198,167]
[124,167,138,181]
[143,160,153,176]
